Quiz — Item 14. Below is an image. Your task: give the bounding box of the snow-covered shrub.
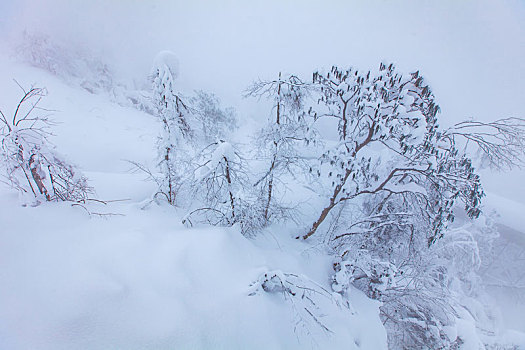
[249,270,347,338]
[332,250,397,300]
[330,195,504,348]
[329,195,453,347]
[15,32,68,76]
[332,234,457,348]
[0,84,91,203]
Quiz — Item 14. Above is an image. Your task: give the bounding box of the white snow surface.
[0,55,387,350]
[1,0,524,346]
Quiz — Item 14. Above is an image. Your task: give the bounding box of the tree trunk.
[264,172,274,223]
[29,154,51,201]
[263,73,282,224]
[165,147,174,204]
[301,168,351,239]
[223,157,235,221]
[302,124,376,239]
[264,152,277,223]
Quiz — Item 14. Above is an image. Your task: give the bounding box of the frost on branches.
[302,63,484,244]
[301,63,524,349]
[246,73,317,225]
[148,51,239,207]
[0,83,91,204]
[83,51,524,348]
[330,211,502,348]
[249,269,349,341]
[150,51,194,205]
[140,56,525,347]
[184,140,259,234]
[190,90,237,144]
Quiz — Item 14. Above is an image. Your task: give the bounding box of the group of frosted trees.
[2,50,525,348]
[146,55,525,348]
[147,52,246,230]
[145,53,308,234]
[149,58,495,241]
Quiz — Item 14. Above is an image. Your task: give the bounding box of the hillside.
[1,1,524,349]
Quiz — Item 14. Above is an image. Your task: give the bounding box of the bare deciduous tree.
[0,82,91,203]
[301,64,484,243]
[246,73,316,225]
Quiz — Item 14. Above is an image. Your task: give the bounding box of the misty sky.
[1,0,523,124]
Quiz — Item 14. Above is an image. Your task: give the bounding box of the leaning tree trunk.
[301,168,351,239]
[263,74,282,224]
[302,124,376,239]
[29,154,51,201]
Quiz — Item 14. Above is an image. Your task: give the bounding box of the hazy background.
[1,0,523,115]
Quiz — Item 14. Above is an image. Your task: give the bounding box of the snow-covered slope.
[0,55,387,350]
[1,0,524,343]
